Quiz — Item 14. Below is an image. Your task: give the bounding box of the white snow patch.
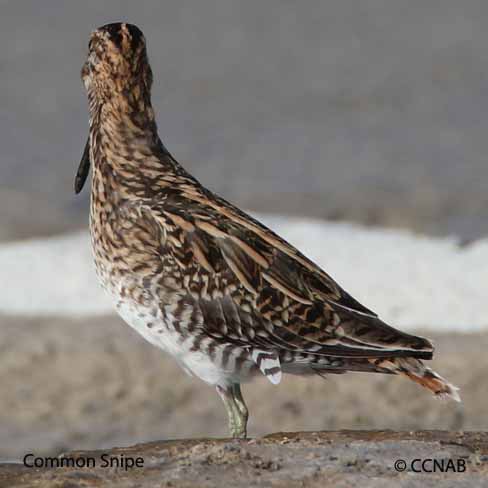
[0,215,486,332]
[0,231,112,317]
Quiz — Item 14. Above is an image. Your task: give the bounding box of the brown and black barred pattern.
[78,22,459,400]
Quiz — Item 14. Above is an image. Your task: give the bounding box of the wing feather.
[148,195,433,361]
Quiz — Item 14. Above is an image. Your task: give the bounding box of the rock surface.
[1,431,487,487]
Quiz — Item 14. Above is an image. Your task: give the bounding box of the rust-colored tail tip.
[404,369,461,403]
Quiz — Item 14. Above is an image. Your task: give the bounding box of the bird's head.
[75,23,155,194]
[81,22,153,103]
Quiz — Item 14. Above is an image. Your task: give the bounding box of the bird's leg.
[232,383,249,427]
[216,385,247,439]
[216,385,241,438]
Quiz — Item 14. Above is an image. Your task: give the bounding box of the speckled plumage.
[77,23,459,438]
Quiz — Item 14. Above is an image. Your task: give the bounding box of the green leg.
[232,384,249,427]
[216,385,248,439]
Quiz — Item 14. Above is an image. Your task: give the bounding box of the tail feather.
[370,357,461,402]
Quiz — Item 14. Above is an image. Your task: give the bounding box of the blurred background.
[1,0,487,461]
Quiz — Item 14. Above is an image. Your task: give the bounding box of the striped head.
[75,23,156,194]
[81,22,153,102]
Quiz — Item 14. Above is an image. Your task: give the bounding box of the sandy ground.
[0,314,484,462]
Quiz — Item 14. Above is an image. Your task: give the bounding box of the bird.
[76,22,460,439]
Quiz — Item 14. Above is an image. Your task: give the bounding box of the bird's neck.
[87,91,178,200]
[90,90,158,156]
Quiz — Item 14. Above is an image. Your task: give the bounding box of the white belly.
[113,296,253,387]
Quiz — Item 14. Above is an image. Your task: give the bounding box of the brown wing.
[146,186,433,360]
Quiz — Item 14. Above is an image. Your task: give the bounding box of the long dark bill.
[74,138,91,194]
